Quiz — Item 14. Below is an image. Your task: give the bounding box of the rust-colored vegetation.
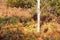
[40,0,60,40]
[0,0,38,40]
[1,0,60,40]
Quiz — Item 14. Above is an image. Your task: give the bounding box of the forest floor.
[0,0,60,40]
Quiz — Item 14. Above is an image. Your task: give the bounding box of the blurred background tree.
[6,0,37,8]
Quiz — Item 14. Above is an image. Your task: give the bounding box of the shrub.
[41,0,60,16]
[2,28,25,40]
[8,17,19,24]
[2,27,37,40]
[0,16,8,24]
[6,0,37,8]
